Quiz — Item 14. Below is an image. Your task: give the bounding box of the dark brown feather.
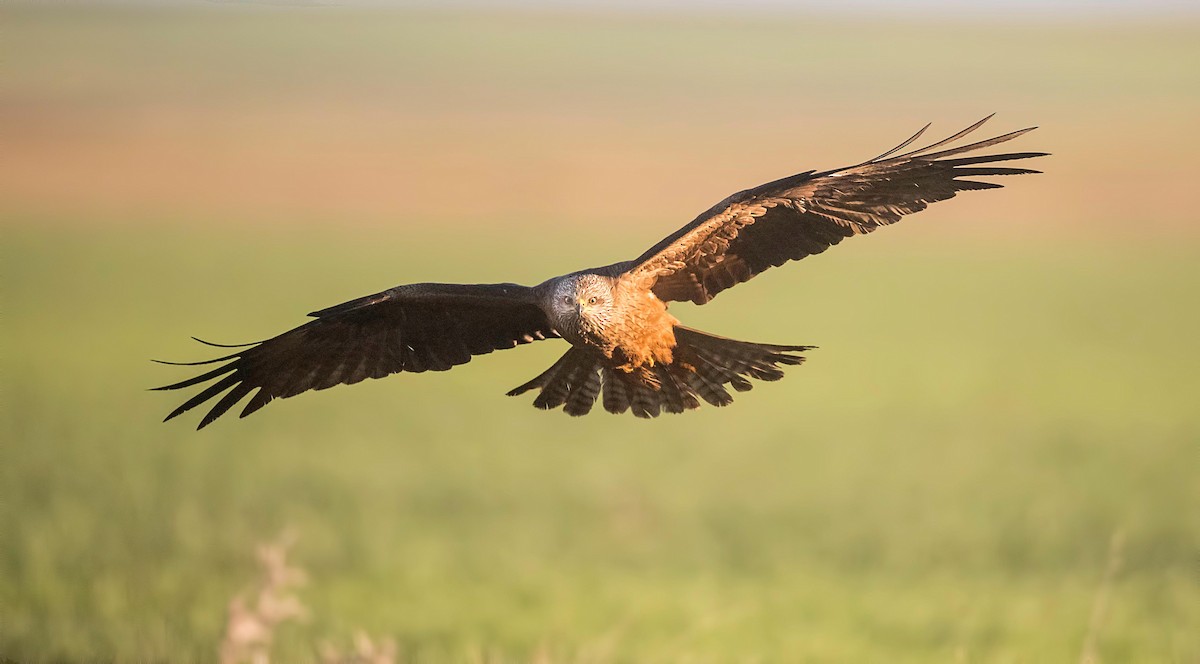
[157,282,557,428]
[508,327,811,418]
[600,368,632,414]
[627,117,1046,304]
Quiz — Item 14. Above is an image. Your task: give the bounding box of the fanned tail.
[507,327,813,418]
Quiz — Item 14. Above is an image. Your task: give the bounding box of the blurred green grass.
[3,5,1199,663]
[4,219,1197,662]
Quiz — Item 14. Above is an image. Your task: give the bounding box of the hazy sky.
[73,0,1200,16]
[378,0,1196,16]
[498,0,1192,12]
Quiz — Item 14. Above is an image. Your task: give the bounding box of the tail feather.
[541,357,589,410]
[680,361,734,407]
[653,364,696,414]
[628,380,661,419]
[564,364,603,416]
[600,367,630,414]
[506,349,574,405]
[508,327,813,417]
[506,347,604,413]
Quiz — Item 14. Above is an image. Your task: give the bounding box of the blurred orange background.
[5,7,1196,237]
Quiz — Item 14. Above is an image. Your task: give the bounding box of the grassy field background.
[3,5,1198,662]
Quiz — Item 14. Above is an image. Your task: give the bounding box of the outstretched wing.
[154,282,557,429]
[626,116,1047,304]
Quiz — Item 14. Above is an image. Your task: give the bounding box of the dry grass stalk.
[318,631,399,664]
[219,531,310,664]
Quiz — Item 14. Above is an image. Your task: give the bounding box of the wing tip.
[192,336,258,348]
[151,355,237,367]
[892,115,1039,161]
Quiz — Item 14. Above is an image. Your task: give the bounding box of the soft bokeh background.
[3,2,1198,662]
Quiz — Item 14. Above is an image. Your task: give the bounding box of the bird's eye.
[588,296,598,305]
[563,296,572,304]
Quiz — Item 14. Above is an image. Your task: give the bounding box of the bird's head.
[548,273,615,335]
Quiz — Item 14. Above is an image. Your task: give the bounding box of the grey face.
[548,274,614,334]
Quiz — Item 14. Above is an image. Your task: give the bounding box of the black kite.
[156,116,1044,428]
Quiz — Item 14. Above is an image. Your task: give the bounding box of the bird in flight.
[157,116,1044,428]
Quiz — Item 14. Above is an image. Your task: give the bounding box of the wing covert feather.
[627,117,1046,304]
[155,282,556,428]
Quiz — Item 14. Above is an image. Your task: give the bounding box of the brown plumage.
[156,116,1045,428]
